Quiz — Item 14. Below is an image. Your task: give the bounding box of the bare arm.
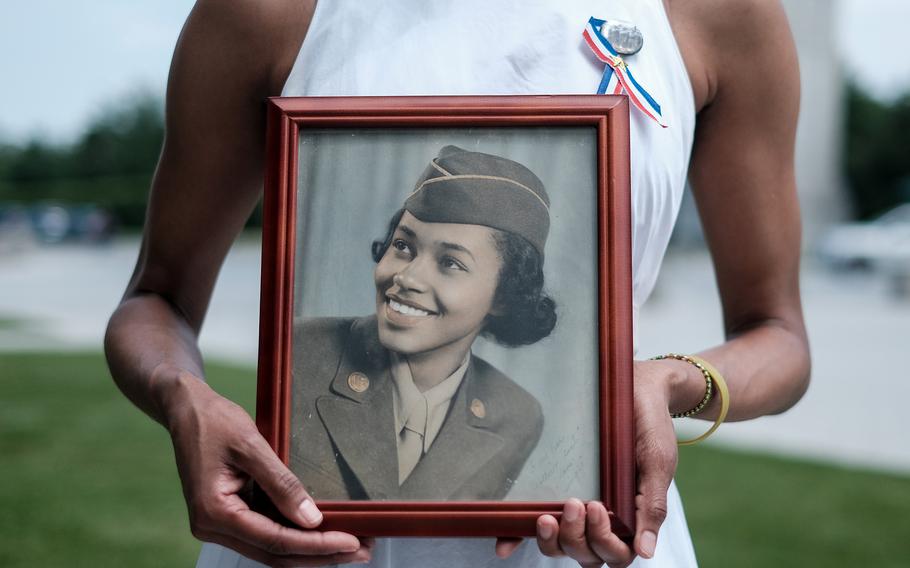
[668,0,810,421]
[106,0,280,418]
[105,1,371,565]
[519,1,811,566]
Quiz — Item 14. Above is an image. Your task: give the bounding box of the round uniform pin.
[470,398,486,419]
[347,372,370,393]
[600,20,644,56]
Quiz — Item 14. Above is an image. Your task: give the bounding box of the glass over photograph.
[289,127,601,502]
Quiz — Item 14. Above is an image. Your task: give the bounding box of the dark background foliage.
[0,95,164,227]
[0,94,263,229]
[1,84,907,228]
[844,85,910,219]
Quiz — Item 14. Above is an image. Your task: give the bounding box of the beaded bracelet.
[651,353,714,418]
[651,353,730,446]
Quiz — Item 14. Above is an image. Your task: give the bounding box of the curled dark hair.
[484,231,557,346]
[371,209,557,347]
[371,208,406,263]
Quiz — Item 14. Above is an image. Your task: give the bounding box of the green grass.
[677,445,910,567]
[0,351,255,568]
[1,351,909,567]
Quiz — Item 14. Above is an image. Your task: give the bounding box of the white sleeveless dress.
[198,0,697,566]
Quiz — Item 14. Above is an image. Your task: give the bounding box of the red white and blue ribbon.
[583,17,668,128]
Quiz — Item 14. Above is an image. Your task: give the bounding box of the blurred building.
[785,0,848,245]
[673,0,847,249]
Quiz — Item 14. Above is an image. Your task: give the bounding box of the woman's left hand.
[496,359,683,567]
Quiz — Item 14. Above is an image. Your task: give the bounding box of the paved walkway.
[0,237,261,364]
[2,239,908,473]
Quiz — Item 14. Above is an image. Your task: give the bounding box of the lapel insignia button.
[347,372,370,393]
[470,398,486,419]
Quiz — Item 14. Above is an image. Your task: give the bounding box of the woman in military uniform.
[289,145,558,500]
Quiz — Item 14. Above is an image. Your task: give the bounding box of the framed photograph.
[255,95,634,538]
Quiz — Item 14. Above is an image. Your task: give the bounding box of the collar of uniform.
[390,351,469,440]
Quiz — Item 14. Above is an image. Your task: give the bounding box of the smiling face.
[374,211,502,362]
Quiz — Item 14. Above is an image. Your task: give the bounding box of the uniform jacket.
[289,316,544,501]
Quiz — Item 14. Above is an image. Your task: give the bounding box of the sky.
[1,0,908,145]
[0,0,194,143]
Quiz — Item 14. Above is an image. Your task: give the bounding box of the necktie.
[398,398,427,484]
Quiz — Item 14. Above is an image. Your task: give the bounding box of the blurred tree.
[5,140,70,182]
[0,143,16,182]
[845,84,910,219]
[0,94,164,227]
[0,93,264,229]
[69,96,165,178]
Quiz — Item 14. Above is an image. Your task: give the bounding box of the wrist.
[149,363,212,434]
[662,358,710,416]
[666,354,731,445]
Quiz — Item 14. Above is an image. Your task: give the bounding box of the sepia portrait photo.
[285,125,604,503]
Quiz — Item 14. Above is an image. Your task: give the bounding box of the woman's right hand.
[495,360,683,568]
[162,369,372,567]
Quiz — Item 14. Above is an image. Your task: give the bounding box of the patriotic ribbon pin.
[583,16,668,128]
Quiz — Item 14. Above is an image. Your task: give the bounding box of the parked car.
[817,203,910,270]
[0,203,117,245]
[31,204,73,243]
[0,204,37,253]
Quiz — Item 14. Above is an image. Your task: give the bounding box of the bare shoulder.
[665,0,796,111]
[664,0,804,346]
[133,0,316,326]
[179,0,315,95]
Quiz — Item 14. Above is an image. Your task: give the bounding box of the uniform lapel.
[399,359,505,499]
[314,318,399,500]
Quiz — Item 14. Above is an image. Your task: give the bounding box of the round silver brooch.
[601,20,644,56]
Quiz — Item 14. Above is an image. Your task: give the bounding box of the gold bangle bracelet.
[651,353,730,446]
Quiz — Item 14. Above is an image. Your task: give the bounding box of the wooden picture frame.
[255,95,633,538]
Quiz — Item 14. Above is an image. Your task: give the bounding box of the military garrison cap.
[404,145,550,256]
